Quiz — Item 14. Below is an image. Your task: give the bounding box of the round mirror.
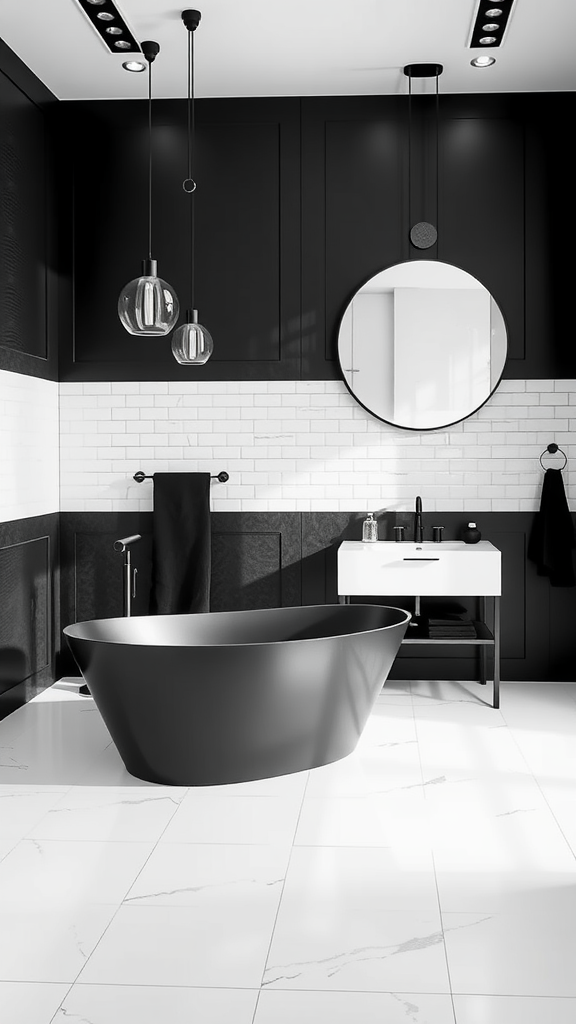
[337,260,508,431]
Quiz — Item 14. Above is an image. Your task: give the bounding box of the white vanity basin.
[338,540,501,597]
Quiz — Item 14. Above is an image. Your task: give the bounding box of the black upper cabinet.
[62,98,301,381]
[0,41,58,380]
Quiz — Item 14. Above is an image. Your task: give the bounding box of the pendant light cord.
[187,26,196,311]
[435,70,439,251]
[148,58,153,260]
[408,74,412,254]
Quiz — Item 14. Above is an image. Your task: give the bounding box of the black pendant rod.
[182,10,201,320]
[141,41,160,264]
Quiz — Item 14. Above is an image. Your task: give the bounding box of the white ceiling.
[1,0,575,101]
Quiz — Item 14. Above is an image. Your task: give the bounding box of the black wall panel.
[0,41,58,380]
[58,511,302,675]
[60,98,301,381]
[58,509,574,684]
[0,514,59,718]
[56,91,576,382]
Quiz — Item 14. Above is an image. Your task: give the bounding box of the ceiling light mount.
[403,63,443,79]
[75,0,140,54]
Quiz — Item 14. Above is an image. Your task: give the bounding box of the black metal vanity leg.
[493,596,500,709]
[479,595,487,686]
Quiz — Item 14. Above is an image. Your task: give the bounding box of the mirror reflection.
[337,260,507,430]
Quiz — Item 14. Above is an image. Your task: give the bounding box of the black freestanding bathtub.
[64,603,410,786]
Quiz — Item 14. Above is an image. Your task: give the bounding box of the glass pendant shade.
[171,308,214,364]
[118,259,179,336]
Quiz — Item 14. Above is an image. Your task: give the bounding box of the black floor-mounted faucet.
[414,495,423,542]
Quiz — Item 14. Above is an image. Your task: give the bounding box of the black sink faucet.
[414,495,423,542]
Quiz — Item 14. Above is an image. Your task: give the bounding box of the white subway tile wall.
[0,369,59,523]
[58,380,576,513]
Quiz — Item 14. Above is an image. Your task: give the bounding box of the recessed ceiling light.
[122,60,146,72]
[114,40,131,49]
[74,0,140,53]
[469,0,515,48]
[471,55,496,67]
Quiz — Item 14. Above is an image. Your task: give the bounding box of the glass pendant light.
[118,40,180,336]
[171,9,214,365]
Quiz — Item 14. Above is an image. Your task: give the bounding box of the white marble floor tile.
[263,908,449,993]
[77,902,277,988]
[0,904,118,982]
[0,786,73,840]
[54,983,259,1024]
[295,787,431,848]
[0,839,154,909]
[410,679,490,707]
[306,747,423,799]
[26,785,186,842]
[0,701,111,786]
[161,791,303,845]
[452,994,576,1023]
[423,771,551,822]
[123,841,289,907]
[443,909,576,996]
[0,981,69,1023]
[355,704,417,752]
[275,844,440,917]
[192,769,309,799]
[415,721,529,780]
[254,990,455,1024]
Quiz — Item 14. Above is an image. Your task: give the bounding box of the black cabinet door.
[63,98,300,381]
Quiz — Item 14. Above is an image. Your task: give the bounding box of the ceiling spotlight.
[85,0,105,4]
[484,8,503,14]
[114,40,131,48]
[479,36,497,43]
[97,11,115,19]
[106,25,122,34]
[471,55,496,67]
[123,60,146,72]
[482,23,500,30]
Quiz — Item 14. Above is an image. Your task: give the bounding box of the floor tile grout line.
[56,782,193,1001]
[410,680,458,1024]
[251,769,312,1023]
[497,703,576,864]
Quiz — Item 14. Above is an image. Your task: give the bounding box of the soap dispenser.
[462,522,481,544]
[362,512,379,542]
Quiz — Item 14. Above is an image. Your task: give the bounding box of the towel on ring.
[149,472,211,614]
[528,468,575,587]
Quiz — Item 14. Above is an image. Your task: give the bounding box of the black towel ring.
[539,443,567,471]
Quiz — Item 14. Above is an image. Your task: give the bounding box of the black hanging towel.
[149,473,211,614]
[528,468,575,587]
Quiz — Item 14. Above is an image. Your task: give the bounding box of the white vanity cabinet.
[337,540,502,708]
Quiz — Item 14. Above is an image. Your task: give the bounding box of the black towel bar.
[539,444,567,470]
[133,470,229,483]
